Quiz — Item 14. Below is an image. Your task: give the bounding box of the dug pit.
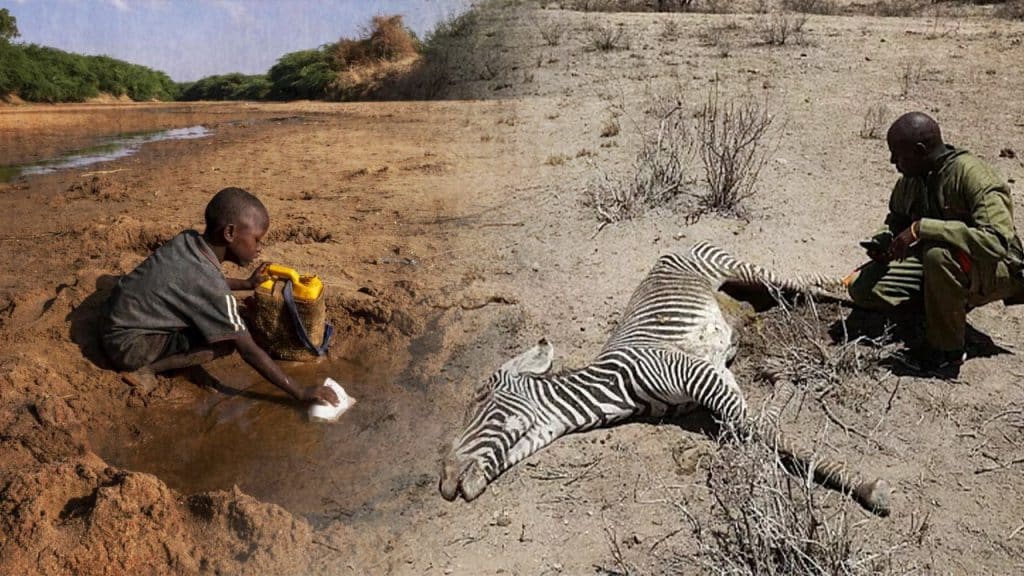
[91,334,446,529]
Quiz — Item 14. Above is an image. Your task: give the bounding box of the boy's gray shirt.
[104,230,246,347]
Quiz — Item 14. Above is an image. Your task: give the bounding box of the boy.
[101,187,338,407]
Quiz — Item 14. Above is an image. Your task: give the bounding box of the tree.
[0,9,20,43]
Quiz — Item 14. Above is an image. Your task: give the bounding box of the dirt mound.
[268,221,334,244]
[83,215,181,258]
[0,459,313,576]
[326,282,423,338]
[61,176,129,202]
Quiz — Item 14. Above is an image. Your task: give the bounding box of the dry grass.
[783,0,838,14]
[994,0,1024,19]
[897,58,926,98]
[744,299,898,412]
[585,20,632,51]
[588,99,693,223]
[673,421,908,576]
[532,16,568,46]
[694,86,775,218]
[859,103,889,140]
[331,15,418,68]
[757,11,809,46]
[698,19,741,57]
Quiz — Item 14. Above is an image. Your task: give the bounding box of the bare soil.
[2,3,1024,575]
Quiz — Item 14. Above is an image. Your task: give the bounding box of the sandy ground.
[3,3,1024,575]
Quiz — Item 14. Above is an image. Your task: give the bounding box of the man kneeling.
[101,186,338,407]
[848,112,1024,376]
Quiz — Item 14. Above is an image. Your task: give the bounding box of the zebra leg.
[648,347,891,516]
[690,241,848,301]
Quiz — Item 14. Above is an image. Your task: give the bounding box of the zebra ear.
[501,338,554,375]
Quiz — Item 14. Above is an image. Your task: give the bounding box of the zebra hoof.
[853,479,891,517]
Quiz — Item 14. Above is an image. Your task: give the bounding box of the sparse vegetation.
[546,153,571,166]
[588,99,693,223]
[782,0,837,14]
[533,16,568,46]
[994,0,1024,19]
[757,11,808,46]
[661,17,683,40]
[676,422,901,576]
[585,20,631,51]
[600,117,621,137]
[695,87,775,218]
[698,19,741,57]
[897,57,926,98]
[859,103,890,139]
[749,300,897,407]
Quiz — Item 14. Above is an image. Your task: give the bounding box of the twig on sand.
[312,538,345,555]
[1008,522,1024,540]
[974,456,1024,475]
[818,397,877,447]
[0,231,67,243]
[564,458,602,486]
[79,168,129,177]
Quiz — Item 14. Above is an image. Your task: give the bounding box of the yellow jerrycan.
[250,264,332,361]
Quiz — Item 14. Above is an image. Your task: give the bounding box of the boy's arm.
[226,263,269,291]
[234,334,339,405]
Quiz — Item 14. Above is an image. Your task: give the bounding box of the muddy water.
[96,352,439,526]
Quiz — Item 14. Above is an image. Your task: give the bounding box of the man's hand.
[246,263,270,290]
[304,384,339,407]
[888,221,921,261]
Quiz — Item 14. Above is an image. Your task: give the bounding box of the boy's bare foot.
[121,367,158,394]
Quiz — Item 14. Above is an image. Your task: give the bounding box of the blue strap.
[281,280,333,356]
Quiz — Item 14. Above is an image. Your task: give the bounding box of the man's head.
[203,187,269,266]
[886,112,945,177]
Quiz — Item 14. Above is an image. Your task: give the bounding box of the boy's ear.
[222,223,236,242]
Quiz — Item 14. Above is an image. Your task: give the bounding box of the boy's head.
[204,187,269,266]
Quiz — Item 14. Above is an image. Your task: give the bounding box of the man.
[848,112,1024,375]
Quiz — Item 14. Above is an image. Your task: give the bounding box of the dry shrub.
[585,20,631,51]
[698,19,741,57]
[746,299,896,407]
[859,103,889,139]
[661,17,683,40]
[533,16,568,46]
[588,100,693,223]
[757,11,808,46]
[330,15,418,69]
[682,423,897,576]
[695,86,774,218]
[783,0,837,14]
[867,0,925,16]
[897,58,926,98]
[994,0,1024,19]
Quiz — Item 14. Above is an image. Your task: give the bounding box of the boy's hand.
[246,263,270,290]
[305,384,340,407]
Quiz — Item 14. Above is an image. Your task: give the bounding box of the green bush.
[178,73,270,101]
[267,48,333,100]
[0,43,176,102]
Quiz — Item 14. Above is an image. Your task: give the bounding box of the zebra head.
[440,338,554,501]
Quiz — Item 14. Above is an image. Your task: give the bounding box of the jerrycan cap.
[259,264,323,301]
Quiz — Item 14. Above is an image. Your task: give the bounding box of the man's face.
[226,209,268,266]
[887,136,928,177]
